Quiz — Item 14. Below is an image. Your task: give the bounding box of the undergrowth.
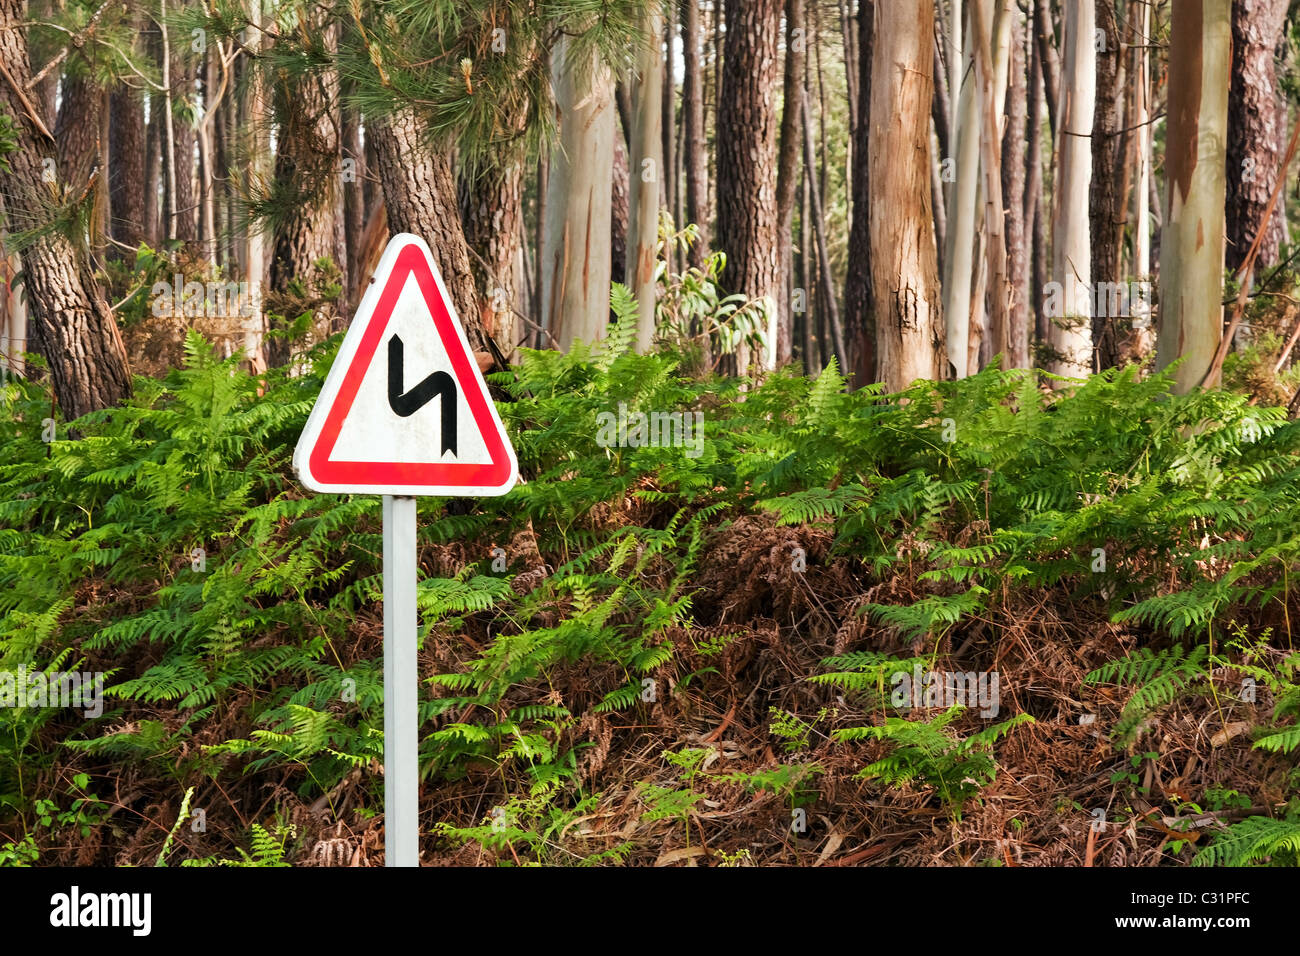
[2,297,1300,865]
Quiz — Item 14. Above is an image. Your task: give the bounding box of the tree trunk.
[462,160,524,353]
[942,0,981,379]
[1226,0,1290,276]
[342,100,365,305]
[870,0,946,391]
[1157,0,1231,393]
[715,0,783,375]
[240,3,269,373]
[266,20,346,367]
[0,0,131,418]
[370,109,490,355]
[143,89,161,248]
[109,85,147,251]
[628,8,664,353]
[542,35,615,350]
[1090,0,1123,371]
[681,0,709,268]
[1133,0,1153,281]
[1003,4,1029,370]
[170,47,197,243]
[844,0,874,387]
[775,0,806,369]
[1047,0,1095,380]
[55,73,105,243]
[976,0,1012,368]
[611,131,629,286]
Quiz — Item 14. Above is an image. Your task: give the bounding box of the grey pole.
[383,494,419,866]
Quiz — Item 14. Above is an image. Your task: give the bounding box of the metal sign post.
[382,495,419,867]
[295,234,519,869]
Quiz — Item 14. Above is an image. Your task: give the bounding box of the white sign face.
[294,233,519,496]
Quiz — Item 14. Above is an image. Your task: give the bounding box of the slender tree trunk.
[1134,0,1153,281]
[976,0,1012,367]
[775,0,806,369]
[542,35,615,349]
[0,0,130,418]
[1033,0,1060,138]
[198,46,218,266]
[844,0,874,386]
[240,2,269,373]
[801,89,847,372]
[681,0,708,268]
[342,100,365,305]
[628,8,664,353]
[1226,0,1290,276]
[1047,0,1095,380]
[143,90,161,248]
[1002,3,1029,369]
[1027,0,1047,356]
[715,0,783,375]
[1090,0,1123,371]
[1158,0,1231,393]
[943,1,981,379]
[798,168,817,374]
[871,0,946,391]
[170,46,197,244]
[611,127,630,287]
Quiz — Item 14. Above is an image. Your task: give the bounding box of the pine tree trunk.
[775,0,806,370]
[715,0,783,375]
[371,109,488,355]
[0,0,130,418]
[1226,0,1290,275]
[462,160,524,353]
[170,48,197,243]
[266,20,346,367]
[870,0,946,390]
[542,35,615,350]
[1048,0,1095,380]
[108,86,146,250]
[1158,0,1231,393]
[143,87,161,248]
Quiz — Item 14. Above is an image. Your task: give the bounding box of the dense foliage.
[2,292,1299,865]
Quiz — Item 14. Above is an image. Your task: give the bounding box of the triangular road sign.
[294,233,518,496]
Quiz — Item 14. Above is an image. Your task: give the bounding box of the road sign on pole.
[295,233,518,867]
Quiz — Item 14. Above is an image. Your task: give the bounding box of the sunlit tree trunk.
[542,35,615,349]
[871,0,946,390]
[628,8,663,353]
[1157,0,1231,393]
